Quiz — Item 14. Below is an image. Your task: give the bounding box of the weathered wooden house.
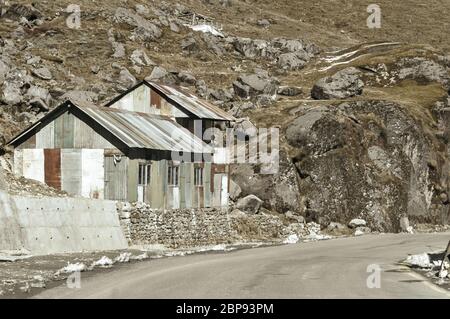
[7,82,235,209]
[105,80,235,140]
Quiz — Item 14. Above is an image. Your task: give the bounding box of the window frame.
[194,166,203,187]
[138,163,152,186]
[168,164,180,187]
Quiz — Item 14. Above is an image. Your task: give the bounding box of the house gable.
[106,81,189,118]
[9,102,123,152]
[104,80,235,122]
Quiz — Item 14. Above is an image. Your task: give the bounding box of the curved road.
[35,232,450,298]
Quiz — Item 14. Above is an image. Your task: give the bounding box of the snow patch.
[130,253,149,261]
[115,252,132,263]
[283,234,299,244]
[187,24,224,37]
[354,229,364,236]
[404,253,432,268]
[92,256,114,268]
[58,262,87,274]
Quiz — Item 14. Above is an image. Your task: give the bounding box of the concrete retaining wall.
[0,191,127,255]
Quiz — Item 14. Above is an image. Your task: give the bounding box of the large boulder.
[286,100,450,232]
[348,218,367,228]
[230,151,302,214]
[114,7,162,41]
[60,90,99,105]
[3,3,42,21]
[235,195,263,214]
[396,57,450,89]
[311,67,364,99]
[232,72,279,100]
[277,52,308,70]
[145,66,177,84]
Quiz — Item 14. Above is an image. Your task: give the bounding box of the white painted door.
[220,174,228,207]
[137,185,144,202]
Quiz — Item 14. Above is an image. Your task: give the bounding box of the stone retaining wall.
[117,202,286,248]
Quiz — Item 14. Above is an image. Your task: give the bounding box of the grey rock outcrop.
[60,90,99,105]
[311,67,364,99]
[31,67,52,80]
[286,100,450,231]
[232,72,279,100]
[235,195,263,214]
[115,7,162,41]
[348,218,367,228]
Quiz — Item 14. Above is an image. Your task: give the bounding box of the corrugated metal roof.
[76,104,212,153]
[147,81,236,121]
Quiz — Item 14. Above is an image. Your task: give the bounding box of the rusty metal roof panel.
[148,81,236,121]
[77,105,211,154]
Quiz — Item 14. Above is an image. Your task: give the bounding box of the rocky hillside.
[0,1,449,231]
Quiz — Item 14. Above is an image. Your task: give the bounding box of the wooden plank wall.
[109,84,188,118]
[104,155,128,201]
[44,149,61,190]
[127,159,138,202]
[18,113,116,150]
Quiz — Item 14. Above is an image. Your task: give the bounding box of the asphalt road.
[35,232,450,299]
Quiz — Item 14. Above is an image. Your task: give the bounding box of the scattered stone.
[327,222,346,232]
[0,59,10,83]
[29,97,49,112]
[108,29,125,58]
[145,66,177,84]
[130,49,155,67]
[1,82,23,105]
[397,57,450,89]
[91,65,100,74]
[135,4,150,16]
[255,94,274,107]
[170,21,180,33]
[229,102,255,117]
[115,8,162,41]
[311,67,364,99]
[277,52,308,70]
[117,68,137,89]
[60,90,99,104]
[177,71,196,85]
[285,211,305,223]
[195,80,209,97]
[3,3,42,21]
[277,86,302,96]
[354,226,371,236]
[348,218,367,228]
[209,88,234,102]
[235,194,263,214]
[229,179,242,201]
[181,37,198,52]
[31,67,52,80]
[257,19,271,27]
[26,56,41,66]
[233,73,279,99]
[146,66,167,81]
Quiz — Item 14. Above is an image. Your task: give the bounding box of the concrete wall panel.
[0,191,127,255]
